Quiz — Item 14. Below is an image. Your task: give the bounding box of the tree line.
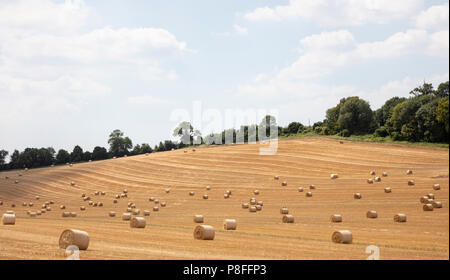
[1,81,448,171]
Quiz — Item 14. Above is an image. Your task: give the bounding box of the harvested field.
[0,138,448,260]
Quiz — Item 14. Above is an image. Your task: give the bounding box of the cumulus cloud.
[244,0,424,26]
[0,0,189,121]
[233,24,248,35]
[415,2,449,30]
[127,96,171,105]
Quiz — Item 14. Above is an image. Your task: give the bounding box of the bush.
[340,129,351,137]
[373,126,389,137]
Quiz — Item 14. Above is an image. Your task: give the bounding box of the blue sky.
[0,0,448,153]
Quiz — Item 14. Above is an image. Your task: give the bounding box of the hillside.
[0,138,448,260]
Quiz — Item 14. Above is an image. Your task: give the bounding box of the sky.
[0,0,448,154]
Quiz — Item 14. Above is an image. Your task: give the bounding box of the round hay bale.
[29,212,36,217]
[153,206,159,212]
[282,215,294,223]
[113,199,118,204]
[223,193,229,199]
[94,191,99,196]
[59,229,89,250]
[374,176,381,182]
[130,217,146,228]
[423,204,433,211]
[92,202,97,207]
[2,214,16,225]
[382,172,388,177]
[257,201,263,206]
[274,175,279,180]
[427,193,435,199]
[123,189,128,193]
[203,194,208,200]
[36,211,42,215]
[332,230,352,244]
[70,212,77,217]
[133,209,140,215]
[49,201,54,205]
[384,187,392,193]
[367,179,373,184]
[194,225,215,240]
[194,215,204,223]
[60,205,65,209]
[330,174,338,179]
[255,205,262,211]
[161,202,166,207]
[370,171,376,175]
[165,188,170,193]
[366,210,378,218]
[420,196,429,203]
[406,170,413,175]
[189,191,195,196]
[15,180,19,184]
[80,206,86,211]
[109,211,116,217]
[309,185,316,190]
[223,219,237,230]
[46,207,51,211]
[127,202,133,207]
[22,202,27,207]
[249,198,256,205]
[122,213,132,220]
[394,214,407,223]
[242,203,249,209]
[36,195,40,200]
[249,206,257,212]
[253,190,260,195]
[432,201,442,208]
[408,180,415,186]
[225,190,231,195]
[281,181,287,186]
[62,212,70,218]
[154,200,159,205]
[41,209,46,214]
[433,184,440,190]
[115,195,120,199]
[127,207,132,212]
[98,202,103,207]
[298,187,304,192]
[205,186,211,191]
[0,201,2,206]
[331,214,342,223]
[306,192,313,197]
[280,207,289,214]
[29,202,33,207]
[70,182,75,186]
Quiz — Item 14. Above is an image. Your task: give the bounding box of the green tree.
[173,122,201,145]
[0,150,8,170]
[375,97,407,127]
[436,97,449,134]
[436,81,449,98]
[108,129,133,157]
[83,151,92,161]
[409,82,435,96]
[92,146,109,160]
[70,145,84,162]
[337,97,374,135]
[56,149,70,164]
[415,98,446,142]
[285,122,304,135]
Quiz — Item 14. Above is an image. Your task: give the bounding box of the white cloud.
[233,24,248,36]
[415,2,449,30]
[0,0,89,35]
[127,96,170,105]
[244,0,424,26]
[299,30,355,51]
[0,0,189,119]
